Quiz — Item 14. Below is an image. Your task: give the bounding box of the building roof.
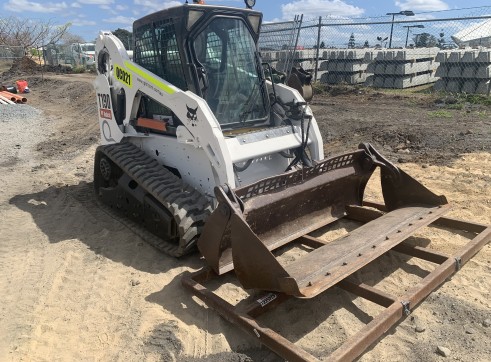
[452,18,491,44]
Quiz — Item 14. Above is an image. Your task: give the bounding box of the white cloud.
[281,0,364,20]
[116,4,128,11]
[71,2,82,8]
[133,0,181,12]
[78,0,114,4]
[72,19,97,26]
[99,4,110,9]
[4,0,68,13]
[430,20,472,32]
[410,14,436,21]
[395,0,449,12]
[103,15,136,25]
[264,18,282,24]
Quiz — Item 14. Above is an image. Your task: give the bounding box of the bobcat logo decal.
[186,105,198,126]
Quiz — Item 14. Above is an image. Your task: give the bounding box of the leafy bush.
[72,65,86,73]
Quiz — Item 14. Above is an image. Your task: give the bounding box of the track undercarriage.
[94,142,211,257]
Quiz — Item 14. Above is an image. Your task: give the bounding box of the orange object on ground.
[0,94,15,104]
[16,80,28,93]
[0,91,27,103]
[136,117,167,132]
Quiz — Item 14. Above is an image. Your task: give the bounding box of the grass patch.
[446,103,463,110]
[428,110,453,118]
[460,93,491,106]
[312,82,328,95]
[72,65,86,73]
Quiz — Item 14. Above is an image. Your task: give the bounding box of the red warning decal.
[100,108,112,119]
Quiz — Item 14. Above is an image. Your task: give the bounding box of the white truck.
[70,42,96,67]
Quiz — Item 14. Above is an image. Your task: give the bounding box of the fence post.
[314,16,322,83]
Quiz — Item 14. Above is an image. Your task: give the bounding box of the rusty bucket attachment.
[197,143,448,298]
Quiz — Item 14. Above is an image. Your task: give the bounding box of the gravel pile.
[0,104,41,122]
[0,104,47,167]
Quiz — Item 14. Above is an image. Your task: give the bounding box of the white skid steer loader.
[94,2,490,361]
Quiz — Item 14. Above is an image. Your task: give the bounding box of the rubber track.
[97,142,212,257]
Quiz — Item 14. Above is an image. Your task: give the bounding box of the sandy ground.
[0,72,489,361]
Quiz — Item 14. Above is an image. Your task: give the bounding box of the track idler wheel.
[99,156,112,181]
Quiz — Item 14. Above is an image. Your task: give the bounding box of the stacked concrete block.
[371,48,439,89]
[434,49,491,94]
[261,49,321,75]
[260,50,278,69]
[318,49,374,84]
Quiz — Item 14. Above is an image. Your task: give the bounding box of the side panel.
[132,136,217,199]
[233,153,290,188]
[94,74,125,144]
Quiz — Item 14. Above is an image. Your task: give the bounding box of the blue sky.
[2,0,490,42]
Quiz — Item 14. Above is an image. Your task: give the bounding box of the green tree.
[363,40,369,48]
[413,32,438,47]
[113,28,133,50]
[348,33,355,48]
[437,31,446,49]
[320,41,325,48]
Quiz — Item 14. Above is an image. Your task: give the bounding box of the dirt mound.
[1,56,39,78]
[311,90,491,165]
[42,64,73,74]
[2,57,74,78]
[13,56,39,70]
[29,75,99,160]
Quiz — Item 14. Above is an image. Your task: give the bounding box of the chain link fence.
[42,42,96,69]
[0,45,25,73]
[0,42,96,73]
[259,6,491,94]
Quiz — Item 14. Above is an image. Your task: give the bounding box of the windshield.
[194,18,268,126]
[82,44,95,52]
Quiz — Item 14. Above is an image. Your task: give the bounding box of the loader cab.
[133,4,269,130]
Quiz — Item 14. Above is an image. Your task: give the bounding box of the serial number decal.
[97,93,112,119]
[257,293,277,307]
[115,64,132,87]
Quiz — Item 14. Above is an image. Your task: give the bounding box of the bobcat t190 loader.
[93,1,491,360]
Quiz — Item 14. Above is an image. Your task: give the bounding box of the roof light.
[245,0,255,9]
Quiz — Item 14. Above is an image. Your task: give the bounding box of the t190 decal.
[97,93,112,120]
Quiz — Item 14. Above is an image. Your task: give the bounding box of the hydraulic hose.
[233,159,253,173]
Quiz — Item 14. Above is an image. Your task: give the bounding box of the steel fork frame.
[182,203,491,362]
